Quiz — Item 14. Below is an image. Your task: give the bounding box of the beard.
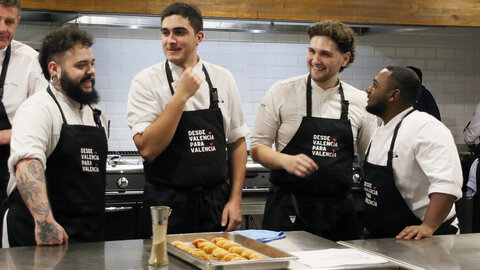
[366,100,386,118]
[60,71,99,105]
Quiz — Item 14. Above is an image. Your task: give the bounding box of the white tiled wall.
[15,24,480,151]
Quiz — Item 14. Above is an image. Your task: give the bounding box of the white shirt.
[464,103,480,145]
[7,85,107,194]
[127,59,249,144]
[251,74,378,162]
[0,40,48,123]
[366,108,463,221]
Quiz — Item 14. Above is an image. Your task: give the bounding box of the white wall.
[14,24,480,151]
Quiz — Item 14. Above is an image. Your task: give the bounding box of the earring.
[50,74,60,85]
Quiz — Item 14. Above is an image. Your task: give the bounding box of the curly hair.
[307,20,356,72]
[161,2,203,34]
[38,25,93,81]
[0,0,21,10]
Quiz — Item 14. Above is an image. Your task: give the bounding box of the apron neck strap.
[306,75,348,119]
[0,44,12,100]
[165,60,219,109]
[47,86,68,124]
[365,109,416,164]
[88,105,103,127]
[386,109,416,166]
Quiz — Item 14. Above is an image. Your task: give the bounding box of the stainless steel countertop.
[0,231,397,269]
[339,233,480,270]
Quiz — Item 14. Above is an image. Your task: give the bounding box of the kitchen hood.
[19,10,426,36]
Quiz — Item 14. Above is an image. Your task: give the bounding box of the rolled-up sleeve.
[127,75,162,137]
[8,99,52,185]
[251,87,279,149]
[415,122,463,200]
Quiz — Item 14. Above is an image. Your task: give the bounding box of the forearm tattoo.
[32,202,50,218]
[17,172,41,203]
[27,161,44,182]
[36,220,61,243]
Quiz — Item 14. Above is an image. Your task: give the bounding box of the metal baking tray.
[166,232,297,270]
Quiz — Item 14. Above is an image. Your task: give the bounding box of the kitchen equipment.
[166,232,297,270]
[105,151,145,240]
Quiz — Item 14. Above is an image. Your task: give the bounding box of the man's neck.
[313,76,339,90]
[381,105,412,125]
[173,55,199,70]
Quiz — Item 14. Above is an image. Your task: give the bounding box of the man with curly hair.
[2,25,108,247]
[251,20,377,241]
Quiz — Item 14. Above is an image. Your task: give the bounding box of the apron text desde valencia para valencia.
[312,134,338,158]
[188,129,216,153]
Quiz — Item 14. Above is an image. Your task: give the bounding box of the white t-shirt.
[366,108,463,221]
[127,59,249,144]
[251,74,378,162]
[0,40,48,123]
[7,85,108,194]
[464,103,480,146]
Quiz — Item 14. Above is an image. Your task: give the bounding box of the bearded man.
[1,25,108,247]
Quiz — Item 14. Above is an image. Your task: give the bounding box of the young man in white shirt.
[250,20,377,241]
[363,66,462,240]
[127,2,248,235]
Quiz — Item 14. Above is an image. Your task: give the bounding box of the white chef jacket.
[366,108,463,222]
[7,85,108,195]
[0,40,48,123]
[251,74,378,162]
[464,103,480,146]
[127,59,249,144]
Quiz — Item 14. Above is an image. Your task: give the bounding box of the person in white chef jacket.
[250,20,378,241]
[363,66,462,240]
[127,2,248,235]
[3,25,108,247]
[0,0,48,205]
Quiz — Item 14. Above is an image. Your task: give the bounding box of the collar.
[382,106,414,129]
[168,57,204,81]
[310,78,341,94]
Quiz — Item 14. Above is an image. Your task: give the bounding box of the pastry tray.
[166,232,297,270]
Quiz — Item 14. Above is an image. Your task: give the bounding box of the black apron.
[5,86,107,247]
[363,109,457,238]
[142,61,229,236]
[262,76,358,241]
[0,45,12,204]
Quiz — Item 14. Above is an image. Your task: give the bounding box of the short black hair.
[406,66,423,82]
[307,20,356,72]
[0,0,21,10]
[160,2,203,33]
[38,25,94,80]
[386,66,421,105]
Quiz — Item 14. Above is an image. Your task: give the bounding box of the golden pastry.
[228,246,247,255]
[198,242,218,253]
[211,237,228,244]
[192,238,208,248]
[211,247,229,259]
[216,239,241,250]
[188,248,213,261]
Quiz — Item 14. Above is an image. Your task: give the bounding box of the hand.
[34,218,69,246]
[175,67,203,101]
[395,223,435,240]
[221,200,242,231]
[281,153,318,178]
